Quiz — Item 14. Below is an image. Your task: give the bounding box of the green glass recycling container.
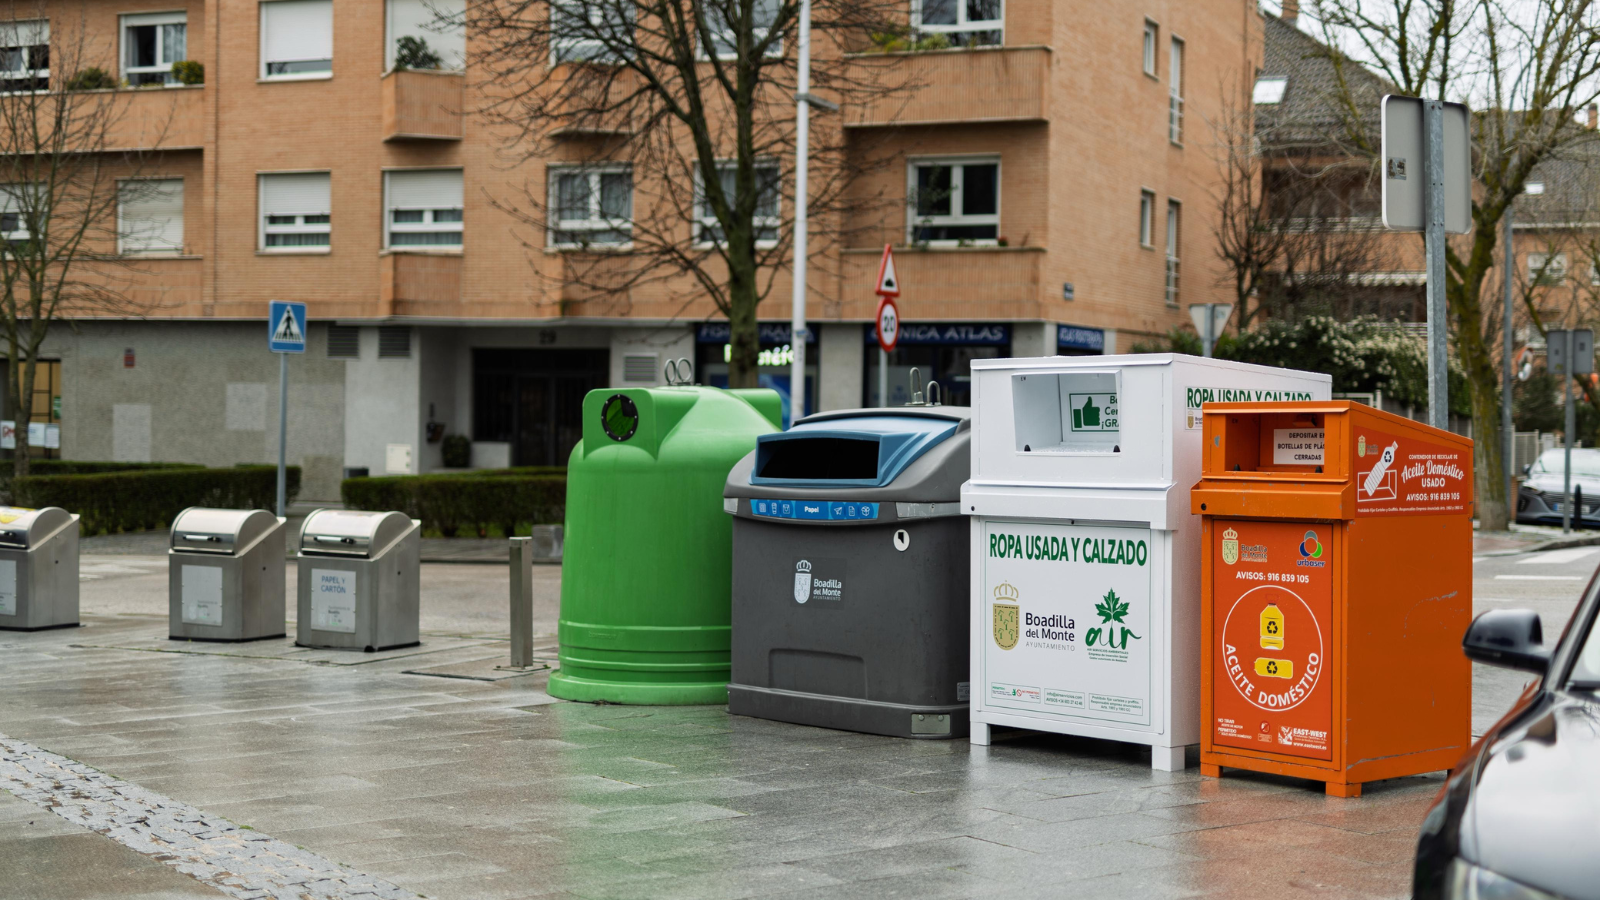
[550,385,782,704]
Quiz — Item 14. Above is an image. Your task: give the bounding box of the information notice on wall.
[981,520,1154,729]
[1272,428,1325,465]
[181,565,223,627]
[1353,427,1470,516]
[310,569,357,633]
[0,559,14,617]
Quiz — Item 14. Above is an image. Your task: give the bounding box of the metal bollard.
[508,537,534,668]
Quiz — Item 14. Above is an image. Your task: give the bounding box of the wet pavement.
[0,545,1590,899]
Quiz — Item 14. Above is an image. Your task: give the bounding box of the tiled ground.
[0,545,1587,899]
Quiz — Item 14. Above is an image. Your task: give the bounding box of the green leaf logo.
[1094,589,1129,625]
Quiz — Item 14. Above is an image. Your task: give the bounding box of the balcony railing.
[845,46,1050,128]
[382,70,463,141]
[103,86,204,150]
[381,252,462,314]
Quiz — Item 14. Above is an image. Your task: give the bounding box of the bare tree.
[0,0,173,475]
[467,0,908,386]
[1306,0,1600,530]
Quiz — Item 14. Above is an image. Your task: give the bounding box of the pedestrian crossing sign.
[268,300,306,353]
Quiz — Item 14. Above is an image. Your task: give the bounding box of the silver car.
[1518,447,1600,525]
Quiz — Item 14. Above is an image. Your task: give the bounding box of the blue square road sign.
[268,301,307,353]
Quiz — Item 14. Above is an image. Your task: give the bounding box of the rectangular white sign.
[981,521,1154,728]
[0,559,15,616]
[1272,428,1325,465]
[310,568,357,633]
[181,565,223,627]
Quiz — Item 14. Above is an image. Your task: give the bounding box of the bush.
[0,460,197,503]
[868,28,953,52]
[12,465,300,536]
[441,434,471,468]
[65,67,116,91]
[394,36,443,70]
[342,470,566,537]
[171,60,204,85]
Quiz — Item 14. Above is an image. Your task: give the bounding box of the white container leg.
[970,722,991,746]
[1152,744,1187,771]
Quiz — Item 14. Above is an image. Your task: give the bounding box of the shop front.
[1057,324,1108,357]
[695,323,817,427]
[864,323,1011,407]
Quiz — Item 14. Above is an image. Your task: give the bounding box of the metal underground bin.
[0,506,81,631]
[295,509,420,651]
[724,406,972,739]
[168,508,286,642]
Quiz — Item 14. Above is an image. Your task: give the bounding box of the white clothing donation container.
[963,354,1330,770]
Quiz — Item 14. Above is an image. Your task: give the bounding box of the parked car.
[1413,578,1600,899]
[1517,447,1600,525]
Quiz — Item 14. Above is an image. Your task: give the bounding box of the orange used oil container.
[1191,402,1472,797]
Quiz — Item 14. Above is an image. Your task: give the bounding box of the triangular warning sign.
[273,307,303,343]
[875,244,900,297]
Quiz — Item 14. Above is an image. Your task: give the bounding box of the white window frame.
[1253,75,1288,105]
[547,165,632,249]
[905,156,1001,247]
[384,169,464,250]
[1165,199,1181,307]
[0,183,38,248]
[1530,251,1568,286]
[258,172,331,253]
[117,177,184,256]
[385,0,465,72]
[550,0,633,64]
[0,20,49,93]
[700,0,782,61]
[912,0,1003,46]
[694,161,781,249]
[260,0,333,81]
[1142,20,1157,77]
[1169,36,1185,144]
[1139,189,1155,247]
[120,12,186,87]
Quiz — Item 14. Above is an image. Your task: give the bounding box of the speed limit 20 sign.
[874,244,900,352]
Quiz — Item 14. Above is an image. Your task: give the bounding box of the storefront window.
[694,323,815,428]
[864,323,1011,407]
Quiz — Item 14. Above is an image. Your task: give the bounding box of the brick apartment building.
[16,0,1258,499]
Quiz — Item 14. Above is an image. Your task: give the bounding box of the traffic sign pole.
[267,300,307,519]
[873,245,900,407]
[1424,99,1448,432]
[277,351,288,517]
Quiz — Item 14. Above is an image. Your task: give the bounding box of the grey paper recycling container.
[168,508,286,642]
[295,509,420,651]
[723,407,971,739]
[0,506,80,631]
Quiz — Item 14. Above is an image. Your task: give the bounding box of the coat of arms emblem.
[793,560,813,603]
[992,582,1020,650]
[1221,527,1239,566]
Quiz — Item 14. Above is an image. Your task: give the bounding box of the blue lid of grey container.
[749,409,964,489]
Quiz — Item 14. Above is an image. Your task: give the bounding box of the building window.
[1139,189,1154,247]
[259,172,331,250]
[385,0,464,70]
[1253,75,1287,105]
[378,326,411,358]
[552,0,633,63]
[1169,37,1184,144]
[703,0,779,59]
[117,178,184,256]
[0,184,37,248]
[122,13,185,86]
[908,158,999,244]
[549,167,631,247]
[1529,252,1567,286]
[1142,20,1157,76]
[385,169,463,248]
[261,0,332,79]
[696,162,779,246]
[914,0,1002,47]
[0,20,49,92]
[1165,199,1181,306]
[327,325,360,358]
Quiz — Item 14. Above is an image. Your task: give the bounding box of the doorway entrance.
[473,349,609,467]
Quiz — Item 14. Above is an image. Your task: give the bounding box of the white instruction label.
[0,559,15,616]
[181,565,223,627]
[1272,428,1325,465]
[310,568,357,633]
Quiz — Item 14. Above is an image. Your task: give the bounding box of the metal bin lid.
[0,506,73,549]
[750,408,970,489]
[299,509,415,558]
[170,508,280,555]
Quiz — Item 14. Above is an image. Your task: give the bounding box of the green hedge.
[0,460,198,502]
[341,471,566,537]
[12,465,301,536]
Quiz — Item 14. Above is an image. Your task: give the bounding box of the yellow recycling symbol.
[1254,657,1294,679]
[1260,603,1284,650]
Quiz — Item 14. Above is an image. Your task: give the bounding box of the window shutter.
[262,0,332,63]
[622,353,658,383]
[120,179,184,253]
[327,325,360,358]
[260,172,331,216]
[386,0,465,69]
[0,20,48,48]
[378,326,411,358]
[387,170,463,210]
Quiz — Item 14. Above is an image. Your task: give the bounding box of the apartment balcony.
[839,246,1044,318]
[381,252,462,313]
[97,86,205,151]
[382,70,463,141]
[77,256,204,314]
[844,46,1050,128]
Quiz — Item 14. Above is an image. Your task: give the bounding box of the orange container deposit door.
[1210,519,1333,761]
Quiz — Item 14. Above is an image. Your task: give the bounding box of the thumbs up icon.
[1072,395,1102,429]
